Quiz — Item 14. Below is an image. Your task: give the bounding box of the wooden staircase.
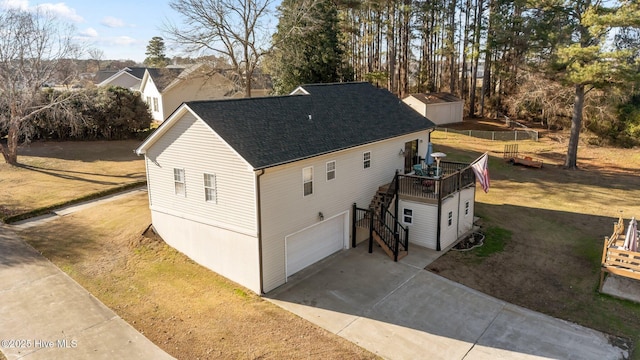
[372,231,408,260]
[368,184,393,212]
[367,182,408,261]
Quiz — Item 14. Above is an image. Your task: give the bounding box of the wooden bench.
[599,216,640,291]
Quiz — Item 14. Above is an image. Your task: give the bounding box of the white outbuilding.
[403,93,464,126]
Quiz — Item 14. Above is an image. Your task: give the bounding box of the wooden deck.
[600,217,640,291]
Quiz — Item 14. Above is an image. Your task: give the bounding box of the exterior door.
[404,139,418,174]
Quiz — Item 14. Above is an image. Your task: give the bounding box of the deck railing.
[397,162,475,201]
[372,205,409,261]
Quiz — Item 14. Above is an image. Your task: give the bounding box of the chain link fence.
[436,118,539,141]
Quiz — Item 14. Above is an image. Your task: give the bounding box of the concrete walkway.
[0,198,173,359]
[268,244,629,360]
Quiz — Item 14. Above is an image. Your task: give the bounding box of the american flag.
[471,153,490,193]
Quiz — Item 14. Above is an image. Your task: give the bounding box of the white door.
[286,213,346,278]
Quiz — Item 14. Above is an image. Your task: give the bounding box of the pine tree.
[528,0,640,168]
[144,36,169,67]
[269,0,348,95]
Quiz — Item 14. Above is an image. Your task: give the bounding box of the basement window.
[403,208,413,224]
[174,168,185,196]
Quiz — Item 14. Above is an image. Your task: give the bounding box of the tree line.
[165,0,639,167]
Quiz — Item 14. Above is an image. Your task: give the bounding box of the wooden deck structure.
[599,215,640,292]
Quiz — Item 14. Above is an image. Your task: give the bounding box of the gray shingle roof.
[146,68,184,91]
[125,67,149,79]
[185,82,436,170]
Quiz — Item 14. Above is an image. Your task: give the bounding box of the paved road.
[268,244,629,360]
[0,206,173,359]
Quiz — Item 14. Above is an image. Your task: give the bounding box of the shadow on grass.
[16,163,142,185]
[16,140,143,163]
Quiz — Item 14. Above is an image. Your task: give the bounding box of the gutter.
[256,169,265,295]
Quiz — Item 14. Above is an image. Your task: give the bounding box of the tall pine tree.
[528,0,640,168]
[144,36,169,67]
[269,0,348,94]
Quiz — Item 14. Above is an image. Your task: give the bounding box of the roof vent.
[308,114,312,120]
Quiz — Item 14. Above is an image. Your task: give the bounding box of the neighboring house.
[135,82,476,294]
[403,92,464,126]
[96,67,148,90]
[140,64,267,123]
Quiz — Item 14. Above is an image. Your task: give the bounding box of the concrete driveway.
[267,244,628,360]
[0,222,173,359]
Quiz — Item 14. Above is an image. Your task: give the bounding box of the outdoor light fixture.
[318,212,324,221]
[399,149,405,156]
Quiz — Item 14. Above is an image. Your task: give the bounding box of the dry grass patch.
[17,193,377,360]
[428,130,640,358]
[0,140,145,220]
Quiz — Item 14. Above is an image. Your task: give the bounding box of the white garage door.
[286,213,346,278]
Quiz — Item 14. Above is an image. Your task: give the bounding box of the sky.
[1,0,183,62]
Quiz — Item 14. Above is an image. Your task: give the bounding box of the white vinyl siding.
[174,168,185,196]
[398,199,438,249]
[151,210,261,293]
[440,195,460,249]
[260,131,430,292]
[303,166,313,196]
[458,187,475,238]
[204,173,217,203]
[144,112,257,234]
[141,76,164,122]
[326,160,336,181]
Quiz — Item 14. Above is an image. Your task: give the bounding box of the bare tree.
[165,0,275,97]
[0,8,81,165]
[88,48,105,71]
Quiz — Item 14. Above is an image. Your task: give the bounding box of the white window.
[153,97,159,112]
[363,151,371,169]
[146,96,151,105]
[403,208,413,224]
[174,168,185,196]
[303,166,313,196]
[448,211,453,226]
[465,201,470,216]
[326,161,336,181]
[204,173,217,203]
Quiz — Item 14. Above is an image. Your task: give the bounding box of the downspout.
[456,170,462,240]
[256,169,265,295]
[436,178,442,251]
